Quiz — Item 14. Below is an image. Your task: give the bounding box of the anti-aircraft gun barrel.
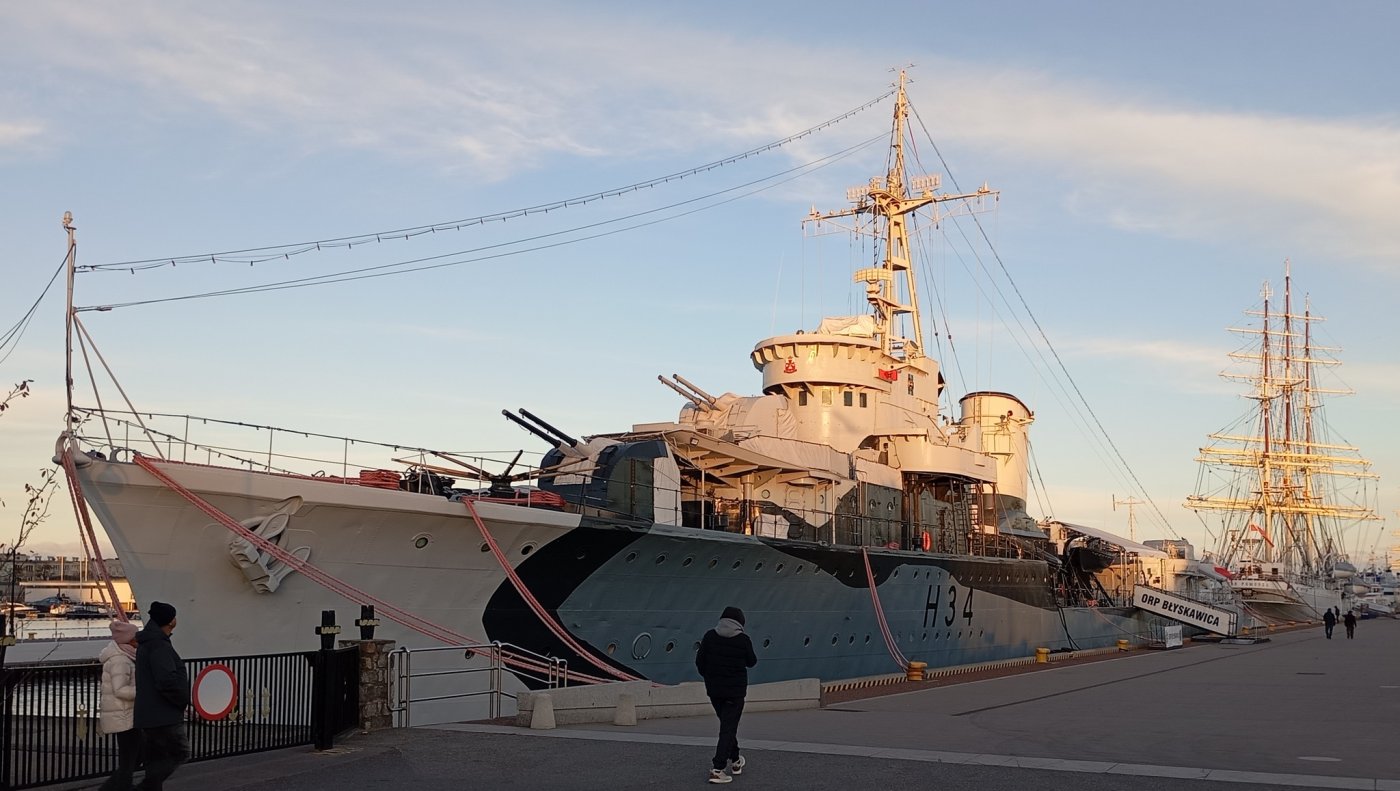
[657,375,709,410]
[672,374,719,408]
[518,408,579,447]
[501,409,557,447]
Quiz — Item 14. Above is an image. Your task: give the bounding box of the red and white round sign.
[192,663,238,721]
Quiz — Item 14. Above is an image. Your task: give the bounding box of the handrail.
[389,641,568,726]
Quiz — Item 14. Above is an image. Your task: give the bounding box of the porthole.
[848,635,855,645]
[665,641,676,653]
[625,552,638,563]
[922,632,928,641]
[803,636,811,646]
[693,641,702,652]
[893,569,900,578]
[682,556,694,567]
[732,560,743,570]
[755,561,764,571]
[631,633,652,660]
[762,638,771,648]
[831,635,839,645]
[607,642,617,655]
[413,534,432,550]
[708,558,719,569]
[761,489,771,499]
[655,554,667,565]
[796,565,805,574]
[479,543,491,553]
[864,634,871,644]
[775,563,784,573]
[520,543,535,556]
[576,551,588,561]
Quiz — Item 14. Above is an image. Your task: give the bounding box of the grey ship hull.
[72,456,1140,684]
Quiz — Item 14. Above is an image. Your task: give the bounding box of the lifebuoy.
[921,530,932,552]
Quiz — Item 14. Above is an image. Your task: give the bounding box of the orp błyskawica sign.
[1132,585,1236,635]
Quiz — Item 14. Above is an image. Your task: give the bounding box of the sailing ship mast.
[1187,264,1380,580]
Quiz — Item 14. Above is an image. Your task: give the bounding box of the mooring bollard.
[1035,647,1050,664]
[530,693,556,730]
[613,693,637,726]
[355,605,379,640]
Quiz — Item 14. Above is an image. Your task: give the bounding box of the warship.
[58,73,1164,685]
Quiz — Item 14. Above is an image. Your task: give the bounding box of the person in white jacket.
[99,619,140,791]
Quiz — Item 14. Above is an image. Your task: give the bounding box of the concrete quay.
[62,619,1399,790]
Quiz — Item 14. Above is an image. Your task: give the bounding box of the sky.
[1,1,1397,567]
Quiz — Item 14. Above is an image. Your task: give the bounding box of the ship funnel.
[517,408,579,447]
[958,392,1034,504]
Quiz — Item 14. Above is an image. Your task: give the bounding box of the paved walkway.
[64,619,1400,790]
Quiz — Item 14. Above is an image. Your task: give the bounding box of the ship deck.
[64,619,1399,790]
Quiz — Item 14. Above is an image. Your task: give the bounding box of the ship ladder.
[860,547,910,671]
[123,452,619,684]
[461,499,640,682]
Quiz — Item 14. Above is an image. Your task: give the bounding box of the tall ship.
[57,74,1164,686]
[1186,266,1382,622]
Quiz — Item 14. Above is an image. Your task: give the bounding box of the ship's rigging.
[1187,263,1381,579]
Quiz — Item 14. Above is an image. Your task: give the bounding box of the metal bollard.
[355,605,379,640]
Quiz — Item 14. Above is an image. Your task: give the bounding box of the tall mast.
[815,70,991,361]
[1259,280,1274,563]
[62,211,76,430]
[1187,265,1381,574]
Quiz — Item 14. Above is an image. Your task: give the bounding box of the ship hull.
[75,458,1143,683]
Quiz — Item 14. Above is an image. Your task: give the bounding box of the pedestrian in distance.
[695,606,757,784]
[134,602,190,791]
[98,619,141,791]
[1343,609,1357,639]
[1322,607,1336,639]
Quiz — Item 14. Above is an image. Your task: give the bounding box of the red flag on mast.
[1247,523,1275,547]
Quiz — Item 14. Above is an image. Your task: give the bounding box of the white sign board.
[1132,585,1235,635]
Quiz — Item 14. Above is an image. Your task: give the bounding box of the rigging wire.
[81,135,885,311]
[0,257,66,368]
[80,90,895,273]
[908,100,1181,540]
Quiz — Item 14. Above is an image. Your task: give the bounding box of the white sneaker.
[708,768,733,784]
[728,756,746,775]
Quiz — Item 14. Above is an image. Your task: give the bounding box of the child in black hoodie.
[695,606,757,784]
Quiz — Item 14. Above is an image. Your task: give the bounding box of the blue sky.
[2,2,1397,566]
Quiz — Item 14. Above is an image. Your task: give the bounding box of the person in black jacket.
[695,606,757,784]
[1323,607,1336,638]
[133,601,190,791]
[1343,609,1357,639]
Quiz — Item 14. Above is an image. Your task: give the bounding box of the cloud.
[919,71,1400,265]
[0,120,42,148]
[4,4,1397,267]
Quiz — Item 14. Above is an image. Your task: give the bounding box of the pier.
[52,620,1399,790]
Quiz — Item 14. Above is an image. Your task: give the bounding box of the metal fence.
[0,647,359,790]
